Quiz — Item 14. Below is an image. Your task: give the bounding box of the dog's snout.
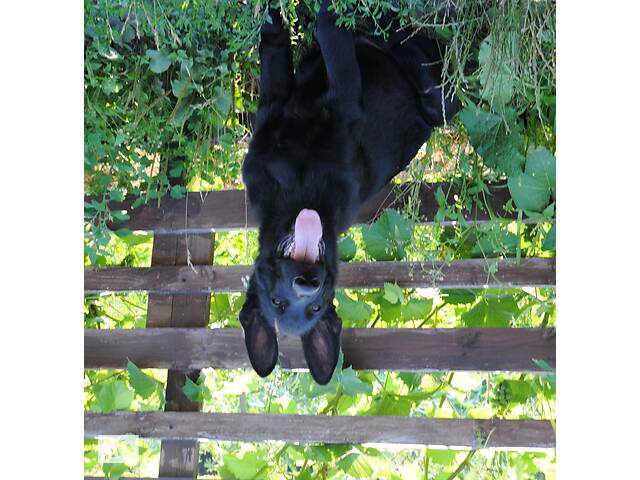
[293,275,320,297]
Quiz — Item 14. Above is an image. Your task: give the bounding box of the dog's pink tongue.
[292,209,322,263]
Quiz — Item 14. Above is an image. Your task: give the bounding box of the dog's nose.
[292,275,320,297]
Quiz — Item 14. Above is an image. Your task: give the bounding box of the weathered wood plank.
[146,233,214,479]
[87,182,517,233]
[85,328,555,372]
[84,258,555,293]
[84,412,555,449]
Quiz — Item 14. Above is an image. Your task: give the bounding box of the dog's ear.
[239,282,278,377]
[301,305,342,385]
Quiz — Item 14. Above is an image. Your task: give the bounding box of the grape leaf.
[221,451,266,479]
[338,236,357,261]
[127,360,159,399]
[441,289,478,305]
[525,147,556,199]
[462,296,519,327]
[383,282,404,304]
[401,298,433,322]
[95,380,134,413]
[542,225,556,251]
[339,367,373,396]
[182,373,211,403]
[362,209,413,261]
[508,172,550,212]
[103,462,129,479]
[336,291,372,326]
[146,49,172,73]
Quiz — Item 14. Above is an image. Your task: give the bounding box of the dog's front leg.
[255,7,294,127]
[316,0,362,116]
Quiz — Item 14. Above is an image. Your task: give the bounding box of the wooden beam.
[84,258,555,293]
[87,182,517,233]
[145,233,214,478]
[85,328,555,372]
[84,412,555,449]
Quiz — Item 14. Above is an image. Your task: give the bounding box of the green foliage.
[127,360,162,400]
[93,380,134,413]
[462,294,520,328]
[542,224,556,251]
[336,291,373,326]
[338,235,357,261]
[362,209,414,260]
[182,372,212,403]
[102,462,129,479]
[383,282,404,304]
[221,450,267,479]
[508,147,556,214]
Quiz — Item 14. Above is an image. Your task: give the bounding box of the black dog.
[240,1,456,384]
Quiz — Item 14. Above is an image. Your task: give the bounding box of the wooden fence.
[84,183,556,479]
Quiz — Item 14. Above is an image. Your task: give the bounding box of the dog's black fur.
[240,1,457,384]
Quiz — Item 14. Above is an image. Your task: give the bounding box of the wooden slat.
[85,328,555,372]
[84,258,555,293]
[85,412,555,449]
[145,233,214,479]
[88,182,516,233]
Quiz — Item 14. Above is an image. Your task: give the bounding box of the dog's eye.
[311,304,321,312]
[272,298,282,306]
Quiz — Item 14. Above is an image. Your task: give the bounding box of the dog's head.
[239,208,342,385]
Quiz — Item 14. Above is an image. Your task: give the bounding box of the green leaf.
[368,394,412,416]
[336,291,373,326]
[376,295,402,324]
[525,147,556,199]
[338,452,374,479]
[339,367,373,396]
[508,172,551,213]
[146,49,172,73]
[493,380,533,405]
[109,189,125,202]
[542,225,556,251]
[398,372,423,391]
[169,164,183,178]
[121,233,152,247]
[361,209,414,261]
[435,186,447,207]
[471,224,519,257]
[428,449,458,465]
[103,462,129,479]
[213,85,232,119]
[221,451,266,479]
[478,35,515,104]
[171,78,192,98]
[401,298,433,322]
[95,380,134,413]
[459,104,501,147]
[533,358,554,372]
[170,184,187,199]
[338,236,357,261]
[211,293,233,322]
[111,210,130,222]
[383,282,404,304]
[182,373,211,403]
[441,289,478,305]
[127,360,159,399]
[459,105,525,176]
[462,295,519,327]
